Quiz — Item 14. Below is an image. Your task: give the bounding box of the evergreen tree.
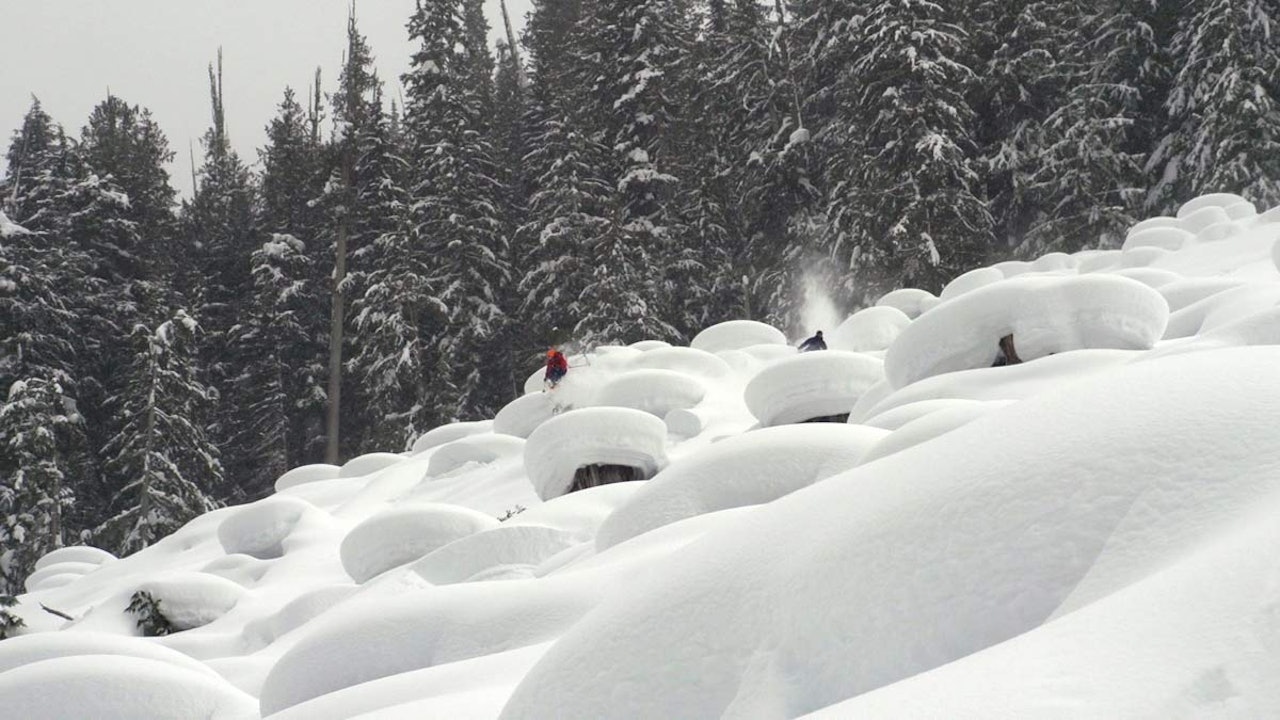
[226,235,315,499]
[185,53,258,497]
[96,312,220,555]
[1152,0,1280,209]
[1024,4,1156,254]
[824,0,993,300]
[398,0,512,423]
[257,86,329,465]
[0,377,78,593]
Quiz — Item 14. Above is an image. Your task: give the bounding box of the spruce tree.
[1025,4,1155,254]
[96,312,220,555]
[1152,0,1280,209]
[257,87,329,464]
[398,0,512,423]
[824,0,993,300]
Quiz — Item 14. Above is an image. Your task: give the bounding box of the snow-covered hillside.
[8,192,1280,718]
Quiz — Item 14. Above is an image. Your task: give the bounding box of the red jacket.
[546,352,568,375]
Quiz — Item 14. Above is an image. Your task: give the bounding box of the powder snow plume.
[799,269,843,338]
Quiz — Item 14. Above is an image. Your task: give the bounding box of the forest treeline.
[2,0,1277,590]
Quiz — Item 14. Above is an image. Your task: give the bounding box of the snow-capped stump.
[876,288,938,319]
[1178,204,1231,235]
[1031,252,1077,273]
[410,420,495,455]
[339,503,500,584]
[411,525,580,585]
[33,545,116,571]
[274,463,340,493]
[597,424,888,551]
[133,572,247,632]
[1119,245,1169,268]
[595,369,707,417]
[0,654,257,720]
[523,408,669,501]
[1163,284,1280,340]
[1076,249,1123,274]
[744,351,884,426]
[628,346,732,379]
[690,320,787,353]
[24,562,101,593]
[1159,277,1248,313]
[1225,199,1258,221]
[1177,192,1249,218]
[493,393,557,439]
[339,452,406,479]
[827,306,911,352]
[1109,267,1183,289]
[629,340,671,352]
[216,495,314,560]
[884,275,1169,389]
[1122,225,1194,252]
[0,632,221,678]
[940,267,1004,301]
[426,435,525,478]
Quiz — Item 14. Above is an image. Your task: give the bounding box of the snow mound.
[135,572,247,631]
[274,463,340,492]
[627,346,732,379]
[826,306,911,352]
[247,585,358,648]
[260,580,599,715]
[411,420,495,455]
[32,545,116,571]
[339,504,500,583]
[338,452,405,478]
[875,288,937,319]
[216,495,314,559]
[1177,192,1249,218]
[629,340,670,351]
[1178,205,1230,235]
[506,482,645,538]
[493,393,556,438]
[0,631,218,677]
[25,561,102,592]
[884,274,1168,389]
[523,408,668,500]
[1122,225,1194,252]
[595,369,707,417]
[744,351,884,426]
[597,424,888,550]
[411,525,580,585]
[499,347,1280,719]
[690,320,787,353]
[426,435,526,478]
[0,654,256,719]
[861,400,1013,462]
[939,267,1003,301]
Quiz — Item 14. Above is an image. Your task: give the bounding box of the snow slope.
[8,193,1280,718]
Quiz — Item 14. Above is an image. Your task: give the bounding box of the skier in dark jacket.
[544,348,569,388]
[798,330,827,352]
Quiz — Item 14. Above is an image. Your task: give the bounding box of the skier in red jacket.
[544,348,569,389]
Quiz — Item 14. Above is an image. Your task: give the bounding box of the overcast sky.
[1,0,532,196]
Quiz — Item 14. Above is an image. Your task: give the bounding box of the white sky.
[0,0,532,196]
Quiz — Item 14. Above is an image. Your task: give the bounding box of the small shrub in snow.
[127,591,175,637]
[0,596,23,640]
[498,506,527,522]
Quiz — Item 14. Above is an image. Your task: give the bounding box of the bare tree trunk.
[325,158,352,465]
